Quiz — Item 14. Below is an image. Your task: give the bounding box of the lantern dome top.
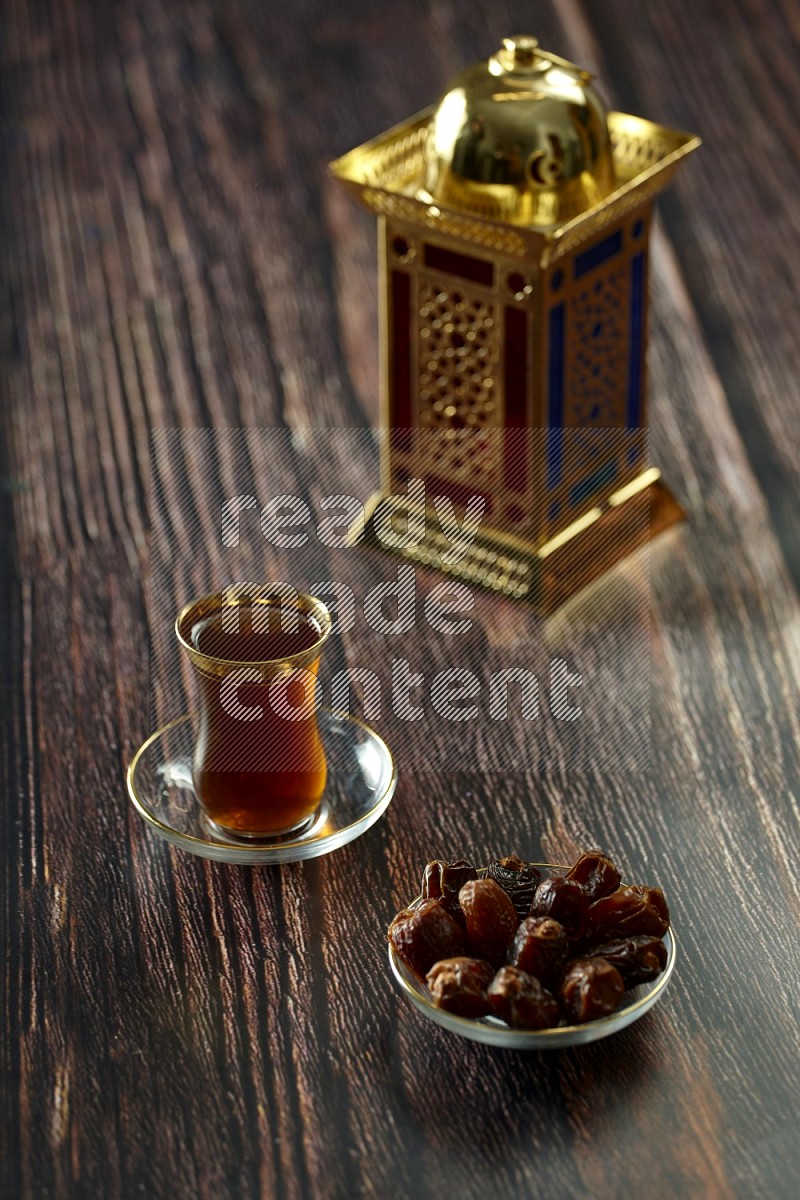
[421,35,615,228]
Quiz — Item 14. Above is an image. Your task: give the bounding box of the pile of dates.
[388,852,670,1029]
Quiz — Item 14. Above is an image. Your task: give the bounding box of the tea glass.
[175,585,332,841]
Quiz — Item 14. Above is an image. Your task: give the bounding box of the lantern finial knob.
[502,35,539,67]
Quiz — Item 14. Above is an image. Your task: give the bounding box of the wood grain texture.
[1,2,799,1199]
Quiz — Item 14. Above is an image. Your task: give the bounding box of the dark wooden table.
[2,2,799,1197]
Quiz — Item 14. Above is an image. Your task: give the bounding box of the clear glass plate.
[389,864,676,1048]
[127,710,397,864]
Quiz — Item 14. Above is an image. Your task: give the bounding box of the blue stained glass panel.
[627,252,646,427]
[547,304,565,489]
[574,230,623,280]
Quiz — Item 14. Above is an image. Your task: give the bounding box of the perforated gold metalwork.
[416,283,500,484]
[351,493,538,600]
[610,118,681,179]
[567,262,630,434]
[349,477,684,612]
[392,530,536,601]
[358,122,428,189]
[538,219,650,539]
[364,189,528,256]
[331,110,699,264]
[549,173,667,263]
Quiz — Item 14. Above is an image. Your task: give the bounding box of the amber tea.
[176,589,331,840]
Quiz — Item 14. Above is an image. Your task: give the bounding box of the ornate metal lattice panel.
[416,281,501,486]
[563,259,630,480]
[543,216,649,533]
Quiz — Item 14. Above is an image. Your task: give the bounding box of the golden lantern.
[331,36,700,612]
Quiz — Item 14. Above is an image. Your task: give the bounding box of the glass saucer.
[127,709,397,864]
[389,864,676,1049]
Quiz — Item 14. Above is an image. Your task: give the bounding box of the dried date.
[486,854,541,919]
[587,885,670,941]
[560,957,624,1023]
[565,851,621,900]
[510,917,569,989]
[388,900,466,979]
[426,957,494,1017]
[529,876,591,938]
[459,878,520,967]
[421,858,478,917]
[585,936,667,987]
[487,966,561,1030]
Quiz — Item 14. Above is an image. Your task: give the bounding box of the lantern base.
[349,472,683,615]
